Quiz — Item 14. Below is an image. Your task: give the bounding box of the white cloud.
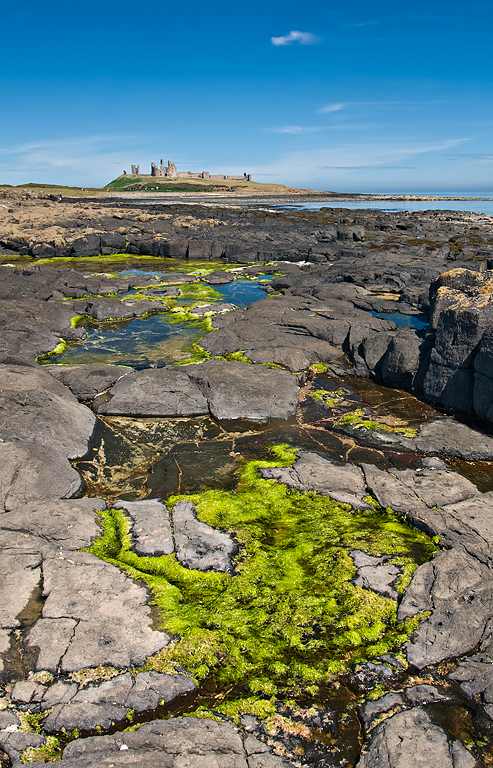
[271,30,319,46]
[319,103,345,114]
[270,126,325,134]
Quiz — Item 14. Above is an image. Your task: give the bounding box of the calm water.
[263,199,493,215]
[45,274,269,368]
[370,310,429,330]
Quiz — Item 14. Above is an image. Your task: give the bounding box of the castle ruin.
[126,159,251,182]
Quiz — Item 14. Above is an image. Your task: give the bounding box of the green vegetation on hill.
[104,174,295,194]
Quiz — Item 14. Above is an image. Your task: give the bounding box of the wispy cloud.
[0,134,143,185]
[271,30,319,46]
[269,126,325,134]
[344,20,379,28]
[249,138,469,183]
[319,103,345,114]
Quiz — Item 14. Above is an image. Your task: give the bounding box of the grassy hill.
[104,174,301,194]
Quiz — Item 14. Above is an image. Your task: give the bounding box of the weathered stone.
[114,500,174,556]
[404,684,450,705]
[355,707,476,768]
[124,671,197,711]
[0,552,42,630]
[27,619,78,672]
[187,359,300,422]
[47,364,133,402]
[415,418,493,460]
[43,702,127,734]
[172,500,235,572]
[354,563,401,600]
[36,552,170,672]
[11,680,46,705]
[93,368,209,417]
[0,709,20,729]
[0,364,96,459]
[399,547,493,669]
[0,731,46,765]
[262,451,367,504]
[359,693,405,730]
[0,498,105,553]
[0,441,83,510]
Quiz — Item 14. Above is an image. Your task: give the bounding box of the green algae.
[89,445,436,716]
[309,389,346,408]
[337,408,418,438]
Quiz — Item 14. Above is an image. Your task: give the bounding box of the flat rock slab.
[353,562,401,600]
[398,546,493,668]
[0,363,96,458]
[0,498,106,553]
[30,717,294,768]
[186,359,300,422]
[94,360,300,423]
[114,500,174,556]
[27,552,170,672]
[42,672,196,733]
[172,500,235,572]
[47,364,133,401]
[0,441,83,510]
[262,451,368,508]
[355,707,476,768]
[70,297,164,321]
[416,417,493,460]
[93,368,209,417]
[0,551,42,630]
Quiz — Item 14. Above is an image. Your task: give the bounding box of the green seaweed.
[20,736,61,763]
[337,408,418,438]
[89,445,436,714]
[309,389,346,408]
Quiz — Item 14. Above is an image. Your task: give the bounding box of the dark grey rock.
[44,702,127,734]
[33,552,170,672]
[0,498,106,553]
[11,680,46,705]
[359,693,405,729]
[27,618,78,673]
[69,297,163,321]
[172,500,235,572]
[124,671,197,711]
[93,368,209,417]
[0,709,20,729]
[415,418,493,460]
[41,681,78,711]
[404,684,450,705]
[353,662,398,691]
[113,500,174,556]
[0,364,96,459]
[354,563,401,600]
[0,441,83,510]
[187,359,300,422]
[0,731,46,765]
[261,451,367,505]
[399,547,493,668]
[0,552,42,630]
[47,364,133,401]
[355,707,476,768]
[244,735,270,755]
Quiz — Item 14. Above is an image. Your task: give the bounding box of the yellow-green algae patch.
[337,408,418,438]
[89,445,435,717]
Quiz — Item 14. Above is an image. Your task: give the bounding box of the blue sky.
[1,0,492,193]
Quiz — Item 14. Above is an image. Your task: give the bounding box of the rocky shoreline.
[1,190,493,766]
